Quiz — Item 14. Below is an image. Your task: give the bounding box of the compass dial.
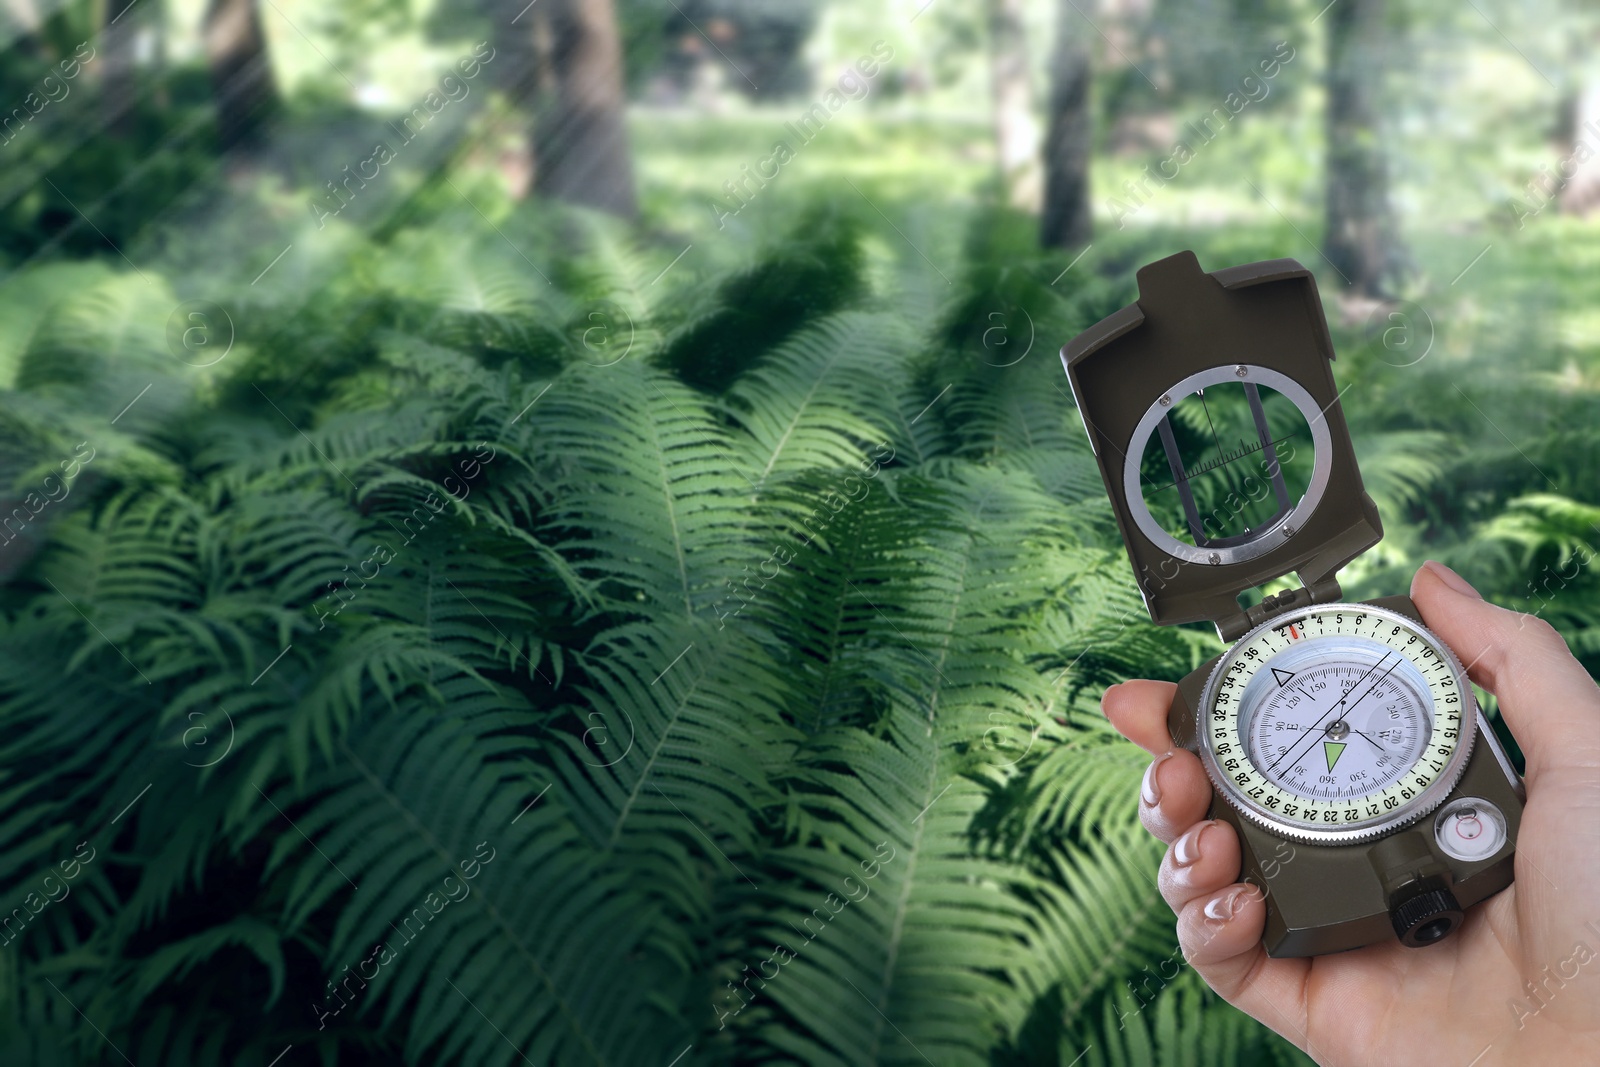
[1199,604,1477,844]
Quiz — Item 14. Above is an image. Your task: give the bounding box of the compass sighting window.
[1134,378,1316,553]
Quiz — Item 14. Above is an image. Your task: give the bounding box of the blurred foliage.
[0,0,1597,1063]
[0,194,1258,1065]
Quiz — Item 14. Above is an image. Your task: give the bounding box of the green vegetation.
[1,0,1598,1063]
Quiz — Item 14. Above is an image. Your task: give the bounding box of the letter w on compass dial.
[1203,603,1471,844]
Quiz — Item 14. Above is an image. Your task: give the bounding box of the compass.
[1202,604,1472,845]
[1061,251,1524,957]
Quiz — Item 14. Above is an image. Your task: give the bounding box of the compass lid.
[1061,250,1382,635]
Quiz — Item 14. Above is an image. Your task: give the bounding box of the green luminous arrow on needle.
[1323,741,1347,772]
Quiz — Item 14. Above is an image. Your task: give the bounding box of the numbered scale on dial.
[1202,604,1473,844]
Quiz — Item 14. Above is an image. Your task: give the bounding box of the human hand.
[1102,561,1600,1066]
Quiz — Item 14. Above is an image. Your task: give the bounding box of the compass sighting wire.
[1143,430,1300,495]
[1196,388,1250,507]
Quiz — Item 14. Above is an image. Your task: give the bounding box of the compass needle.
[1198,606,1483,869]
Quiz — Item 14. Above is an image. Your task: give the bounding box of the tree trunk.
[101,0,142,137]
[483,0,552,199]
[1322,0,1402,297]
[988,0,1041,211]
[204,0,277,151]
[2,0,44,57]
[1558,73,1600,217]
[532,0,638,219]
[1040,0,1092,249]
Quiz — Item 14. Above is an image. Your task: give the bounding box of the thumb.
[1410,560,1600,783]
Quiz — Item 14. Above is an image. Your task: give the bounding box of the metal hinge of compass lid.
[1217,576,1344,643]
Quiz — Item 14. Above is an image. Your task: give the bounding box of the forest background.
[0,0,1596,1063]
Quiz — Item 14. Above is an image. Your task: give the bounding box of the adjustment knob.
[1391,888,1465,947]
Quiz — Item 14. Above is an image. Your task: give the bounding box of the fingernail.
[1203,883,1261,925]
[1173,821,1214,868]
[1203,890,1235,924]
[1141,751,1174,808]
[1423,560,1481,600]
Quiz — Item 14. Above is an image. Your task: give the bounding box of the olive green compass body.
[1062,251,1523,957]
